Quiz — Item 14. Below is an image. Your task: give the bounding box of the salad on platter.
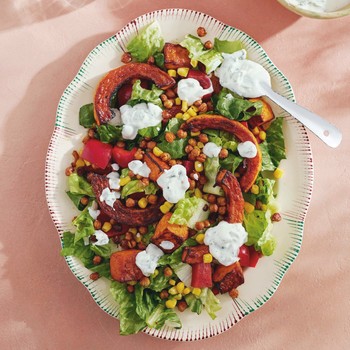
[61,21,286,335]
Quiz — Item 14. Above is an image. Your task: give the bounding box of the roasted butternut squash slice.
[181,245,210,264]
[163,43,191,69]
[152,212,189,252]
[143,151,170,182]
[248,98,274,128]
[94,63,175,124]
[184,115,262,192]
[213,261,244,294]
[110,249,143,282]
[216,169,244,223]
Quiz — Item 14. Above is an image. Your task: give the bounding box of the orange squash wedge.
[183,115,262,192]
[94,63,175,124]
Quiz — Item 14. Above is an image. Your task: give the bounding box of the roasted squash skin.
[216,169,244,224]
[163,43,191,69]
[110,250,143,282]
[143,151,170,182]
[181,245,210,264]
[89,173,164,226]
[183,115,262,192]
[152,212,189,253]
[248,98,274,128]
[94,63,175,124]
[213,262,244,293]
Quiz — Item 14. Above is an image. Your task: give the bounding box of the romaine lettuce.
[126,21,165,62]
[96,124,123,143]
[79,103,95,128]
[214,38,244,54]
[265,117,286,168]
[180,35,223,73]
[129,80,163,108]
[72,207,95,243]
[169,197,210,229]
[203,157,224,196]
[199,287,221,320]
[68,173,95,197]
[121,179,158,199]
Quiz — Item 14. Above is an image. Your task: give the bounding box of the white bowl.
[277,0,350,18]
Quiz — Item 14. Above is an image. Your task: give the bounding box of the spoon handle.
[261,83,342,148]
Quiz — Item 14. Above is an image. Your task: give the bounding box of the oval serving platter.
[45,8,313,341]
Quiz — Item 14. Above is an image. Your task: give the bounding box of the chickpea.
[229,288,239,299]
[88,128,95,138]
[93,255,102,265]
[141,178,149,186]
[138,226,148,235]
[126,198,136,208]
[219,148,229,159]
[198,102,208,113]
[80,196,89,206]
[209,204,219,213]
[271,213,282,222]
[169,159,177,166]
[162,110,172,120]
[185,145,194,154]
[164,99,173,109]
[195,221,205,231]
[165,132,176,143]
[204,40,213,49]
[188,138,197,147]
[163,267,173,277]
[197,26,207,37]
[89,272,100,281]
[193,99,202,107]
[146,141,157,150]
[160,94,168,102]
[198,133,209,143]
[128,240,137,249]
[177,301,188,312]
[189,148,201,159]
[160,290,169,300]
[65,166,74,176]
[196,154,207,163]
[177,129,188,139]
[217,197,226,206]
[126,284,135,293]
[147,56,155,65]
[165,89,176,98]
[218,206,227,215]
[93,220,102,230]
[121,52,132,63]
[207,194,217,204]
[188,179,196,190]
[134,149,144,160]
[139,277,151,287]
[116,141,125,148]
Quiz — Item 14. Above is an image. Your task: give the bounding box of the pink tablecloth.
[0,0,349,349]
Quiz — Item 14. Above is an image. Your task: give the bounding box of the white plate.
[45,9,313,341]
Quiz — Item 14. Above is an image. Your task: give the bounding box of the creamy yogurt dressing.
[88,201,100,220]
[93,230,109,246]
[156,164,190,203]
[286,0,350,12]
[215,49,271,98]
[135,243,164,276]
[106,172,120,190]
[237,141,257,158]
[177,78,213,105]
[128,160,151,178]
[202,142,222,158]
[159,240,175,250]
[204,221,248,266]
[100,187,120,207]
[120,103,163,140]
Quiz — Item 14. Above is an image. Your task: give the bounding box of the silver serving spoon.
[259,82,342,148]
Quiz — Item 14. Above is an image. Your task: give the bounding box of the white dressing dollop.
[93,230,109,246]
[120,103,163,140]
[99,187,120,207]
[111,163,120,171]
[88,201,100,220]
[215,49,271,98]
[203,142,222,158]
[159,240,175,250]
[128,160,151,178]
[106,172,120,190]
[204,221,248,266]
[177,78,213,105]
[135,243,164,276]
[286,0,350,13]
[237,141,257,158]
[156,164,190,203]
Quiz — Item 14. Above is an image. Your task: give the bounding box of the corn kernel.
[190,58,198,68]
[251,184,259,195]
[168,286,178,295]
[160,201,173,214]
[191,105,199,113]
[102,222,112,232]
[194,188,202,198]
[152,269,159,278]
[169,279,176,286]
[153,146,164,157]
[252,127,260,136]
[259,130,266,141]
[181,100,188,112]
[187,107,197,117]
[127,280,137,285]
[135,233,142,243]
[273,167,284,179]
[192,288,201,296]
[84,160,91,166]
[175,112,183,119]
[203,253,213,263]
[191,131,200,137]
[195,161,204,172]
[165,299,177,309]
[234,172,240,178]
[244,202,255,214]
[119,176,131,186]
[195,233,205,244]
[76,158,85,168]
[183,287,191,295]
[197,142,204,149]
[176,282,185,294]
[261,204,268,211]
[177,67,189,77]
[175,97,181,106]
[129,228,137,234]
[174,293,183,300]
[138,197,148,209]
[167,69,177,77]
[182,112,191,121]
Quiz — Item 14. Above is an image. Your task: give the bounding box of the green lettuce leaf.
[200,288,221,320]
[265,117,286,168]
[169,197,210,229]
[157,138,187,159]
[215,89,263,121]
[127,21,165,62]
[180,34,223,73]
[243,209,276,256]
[184,294,203,315]
[79,103,95,128]
[148,267,171,292]
[259,141,275,171]
[72,207,95,243]
[203,157,224,196]
[121,179,158,199]
[96,124,123,143]
[68,173,95,197]
[129,80,163,108]
[214,38,244,54]
[138,123,162,138]
[158,238,197,266]
[66,191,89,210]
[90,243,112,258]
[219,153,243,173]
[61,232,94,266]
[110,281,146,335]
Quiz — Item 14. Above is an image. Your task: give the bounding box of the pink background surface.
[1,0,349,349]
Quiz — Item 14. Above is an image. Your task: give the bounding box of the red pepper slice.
[248,245,262,268]
[112,146,137,168]
[238,245,250,267]
[81,139,112,169]
[191,262,213,288]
